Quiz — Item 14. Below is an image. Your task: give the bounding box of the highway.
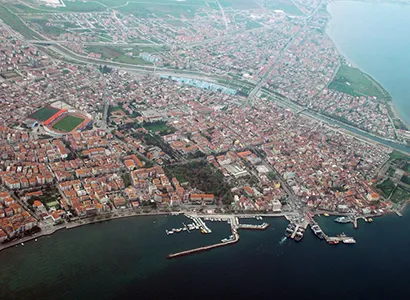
[26,40,166,47]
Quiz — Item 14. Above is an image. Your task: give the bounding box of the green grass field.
[52,115,84,132]
[391,186,410,204]
[376,178,395,198]
[144,121,175,134]
[86,45,123,59]
[329,65,389,99]
[0,5,43,39]
[29,107,60,121]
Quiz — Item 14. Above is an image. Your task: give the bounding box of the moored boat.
[342,238,356,244]
[327,239,339,245]
[334,216,351,224]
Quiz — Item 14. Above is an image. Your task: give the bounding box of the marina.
[166,214,270,259]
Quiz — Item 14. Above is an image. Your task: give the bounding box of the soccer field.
[29,107,60,121]
[52,115,84,132]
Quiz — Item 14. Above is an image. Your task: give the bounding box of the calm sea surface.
[1,211,410,300]
[326,1,410,125]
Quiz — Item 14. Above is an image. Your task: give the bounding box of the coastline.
[0,211,169,253]
[1,207,405,253]
[325,1,410,131]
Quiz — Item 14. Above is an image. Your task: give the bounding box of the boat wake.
[279,236,287,245]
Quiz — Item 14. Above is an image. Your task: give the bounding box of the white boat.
[343,238,356,244]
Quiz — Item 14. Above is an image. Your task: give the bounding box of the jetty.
[167,232,240,259]
[166,214,268,259]
[237,223,270,230]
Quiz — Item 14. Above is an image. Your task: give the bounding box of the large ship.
[334,216,351,224]
[310,224,324,239]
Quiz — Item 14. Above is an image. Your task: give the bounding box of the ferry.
[342,238,356,244]
[334,216,351,224]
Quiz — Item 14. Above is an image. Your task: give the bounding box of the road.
[216,0,228,30]
[26,40,166,47]
[246,0,324,105]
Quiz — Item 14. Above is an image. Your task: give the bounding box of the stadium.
[28,106,93,135]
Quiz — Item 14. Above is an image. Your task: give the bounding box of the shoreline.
[0,211,169,253]
[0,207,405,253]
[325,1,410,132]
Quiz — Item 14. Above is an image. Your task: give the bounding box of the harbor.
[284,214,357,245]
[163,210,377,259]
[166,214,269,259]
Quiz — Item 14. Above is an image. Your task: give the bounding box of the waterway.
[326,1,410,125]
[1,211,410,299]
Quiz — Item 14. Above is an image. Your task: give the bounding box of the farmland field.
[29,107,60,121]
[52,115,84,132]
[329,65,390,99]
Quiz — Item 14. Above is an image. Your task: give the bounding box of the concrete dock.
[166,214,268,259]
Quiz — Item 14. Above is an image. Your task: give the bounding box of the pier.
[166,214,268,259]
[167,233,240,259]
[237,223,270,230]
[324,234,356,245]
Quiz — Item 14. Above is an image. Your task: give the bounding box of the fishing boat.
[334,216,351,224]
[342,238,356,244]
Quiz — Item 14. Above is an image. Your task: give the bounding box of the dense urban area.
[1,0,410,248]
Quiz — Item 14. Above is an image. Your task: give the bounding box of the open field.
[376,178,395,198]
[29,106,60,121]
[262,1,304,15]
[86,45,123,59]
[12,0,209,15]
[52,115,84,132]
[28,17,66,36]
[389,150,410,161]
[391,186,410,204]
[86,45,154,65]
[0,5,43,39]
[329,65,390,99]
[219,0,260,9]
